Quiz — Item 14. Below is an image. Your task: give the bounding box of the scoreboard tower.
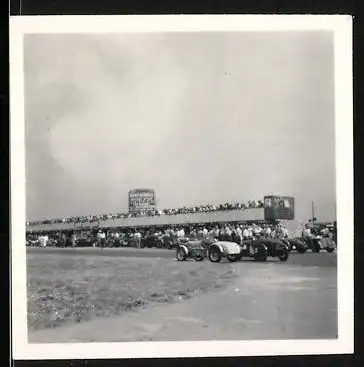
[264,195,295,221]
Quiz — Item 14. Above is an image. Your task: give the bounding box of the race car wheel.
[326,248,335,253]
[176,247,187,261]
[312,240,321,253]
[282,240,291,252]
[209,248,222,263]
[194,254,205,261]
[313,245,321,253]
[278,250,289,262]
[254,253,267,262]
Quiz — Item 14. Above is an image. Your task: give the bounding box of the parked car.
[127,235,140,248]
[176,238,207,261]
[142,234,163,248]
[240,239,290,262]
[76,235,95,247]
[26,238,39,247]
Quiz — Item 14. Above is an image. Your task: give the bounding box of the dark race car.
[141,234,164,248]
[240,238,290,262]
[281,237,309,253]
[300,235,336,253]
[126,235,139,248]
[304,235,336,253]
[76,235,95,247]
[176,238,207,261]
[161,234,178,250]
[26,238,39,247]
[320,236,336,252]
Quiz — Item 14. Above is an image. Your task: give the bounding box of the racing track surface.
[28,247,337,342]
[27,246,337,267]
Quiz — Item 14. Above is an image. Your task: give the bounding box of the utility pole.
[311,201,316,225]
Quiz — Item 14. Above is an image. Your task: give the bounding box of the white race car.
[208,241,242,263]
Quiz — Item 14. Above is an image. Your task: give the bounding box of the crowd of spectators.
[26,199,264,226]
[26,221,288,248]
[26,220,338,249]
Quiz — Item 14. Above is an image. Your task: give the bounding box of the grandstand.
[26,195,295,234]
[26,207,265,233]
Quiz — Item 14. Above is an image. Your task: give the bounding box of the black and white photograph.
[10,15,353,359]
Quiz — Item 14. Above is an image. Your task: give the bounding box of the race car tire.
[311,240,321,253]
[282,240,292,252]
[209,248,222,263]
[254,253,267,262]
[194,254,205,261]
[176,247,187,261]
[278,250,289,262]
[313,245,321,253]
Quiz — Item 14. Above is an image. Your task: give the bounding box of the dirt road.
[29,257,337,343]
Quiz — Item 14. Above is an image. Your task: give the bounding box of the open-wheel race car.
[281,237,309,253]
[319,236,336,252]
[176,238,208,261]
[240,238,290,262]
[300,235,336,253]
[208,241,242,263]
[304,235,336,253]
[142,234,163,248]
[26,238,39,247]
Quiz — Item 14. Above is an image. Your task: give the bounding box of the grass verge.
[27,252,237,331]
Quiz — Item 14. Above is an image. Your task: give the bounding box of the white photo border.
[10,14,354,360]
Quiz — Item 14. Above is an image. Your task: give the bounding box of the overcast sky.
[24,31,336,223]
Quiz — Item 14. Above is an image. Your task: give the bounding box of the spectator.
[27,220,293,248]
[231,228,239,244]
[236,225,243,244]
[242,226,250,240]
[202,227,209,237]
[97,229,106,248]
[71,233,77,247]
[302,224,312,239]
[218,226,225,241]
[253,223,262,237]
[26,198,265,226]
[263,225,272,238]
[211,226,220,240]
[177,227,185,239]
[39,234,49,247]
[224,225,232,242]
[134,230,142,248]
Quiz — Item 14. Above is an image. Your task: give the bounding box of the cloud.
[24,32,336,222]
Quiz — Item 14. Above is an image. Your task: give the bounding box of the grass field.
[27,252,237,331]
